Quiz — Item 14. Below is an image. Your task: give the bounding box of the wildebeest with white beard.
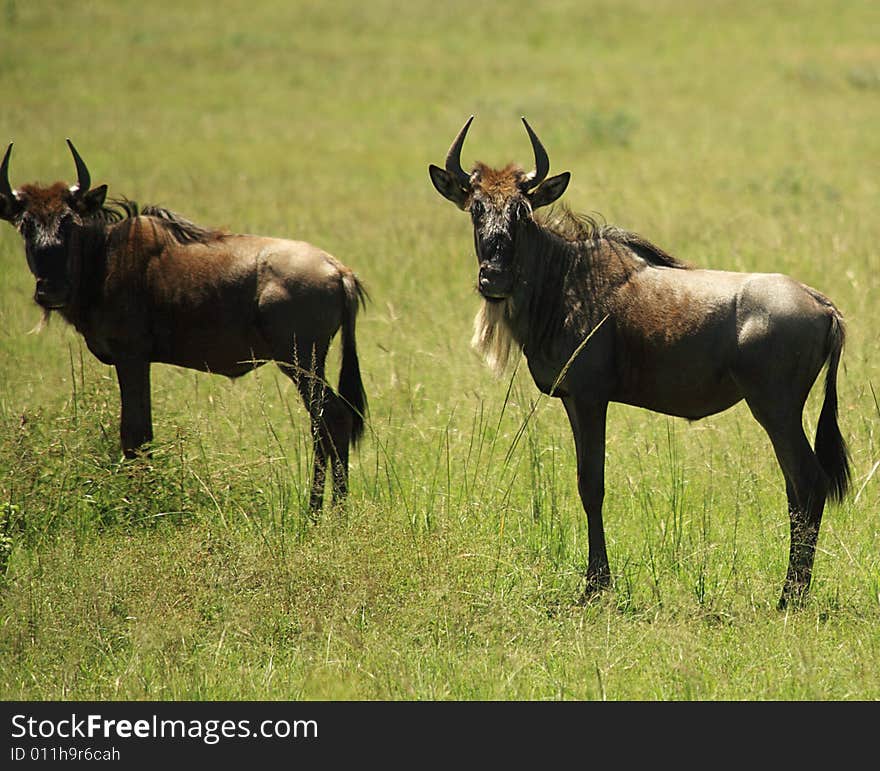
[0,140,367,512]
[430,116,850,608]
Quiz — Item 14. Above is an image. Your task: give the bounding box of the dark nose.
[479,264,502,284]
[34,278,68,308]
[478,264,511,299]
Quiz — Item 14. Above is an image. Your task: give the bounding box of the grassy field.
[0,0,878,700]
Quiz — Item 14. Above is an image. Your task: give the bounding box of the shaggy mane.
[537,206,689,269]
[96,198,226,244]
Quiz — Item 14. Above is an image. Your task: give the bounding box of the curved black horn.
[521,117,550,189]
[0,143,14,200]
[66,138,91,192]
[445,115,474,188]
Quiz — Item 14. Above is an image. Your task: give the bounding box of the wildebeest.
[0,141,367,511]
[429,116,851,608]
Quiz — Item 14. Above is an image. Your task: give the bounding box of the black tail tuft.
[814,312,851,503]
[338,273,368,445]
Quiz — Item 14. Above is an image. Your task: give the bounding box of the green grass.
[1,0,879,700]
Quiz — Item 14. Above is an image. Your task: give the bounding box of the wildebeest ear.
[73,184,107,215]
[0,193,23,222]
[528,171,570,210]
[429,164,469,209]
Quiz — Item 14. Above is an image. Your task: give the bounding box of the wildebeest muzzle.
[34,276,71,309]
[478,262,514,301]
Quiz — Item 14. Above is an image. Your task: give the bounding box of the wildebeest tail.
[339,272,368,445]
[814,304,851,503]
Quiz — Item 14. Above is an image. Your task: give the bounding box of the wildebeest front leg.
[563,397,611,600]
[114,359,153,458]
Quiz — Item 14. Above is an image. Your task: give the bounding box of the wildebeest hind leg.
[293,380,352,510]
[321,390,353,504]
[278,347,351,512]
[745,399,828,609]
[281,361,329,513]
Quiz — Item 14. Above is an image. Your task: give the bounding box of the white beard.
[28,307,52,335]
[470,298,519,377]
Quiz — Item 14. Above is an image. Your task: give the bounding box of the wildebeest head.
[0,140,107,310]
[429,116,570,302]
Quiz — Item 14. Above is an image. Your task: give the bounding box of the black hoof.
[577,574,612,605]
[778,584,809,611]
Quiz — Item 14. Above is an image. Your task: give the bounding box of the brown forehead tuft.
[471,162,527,202]
[17,182,72,219]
